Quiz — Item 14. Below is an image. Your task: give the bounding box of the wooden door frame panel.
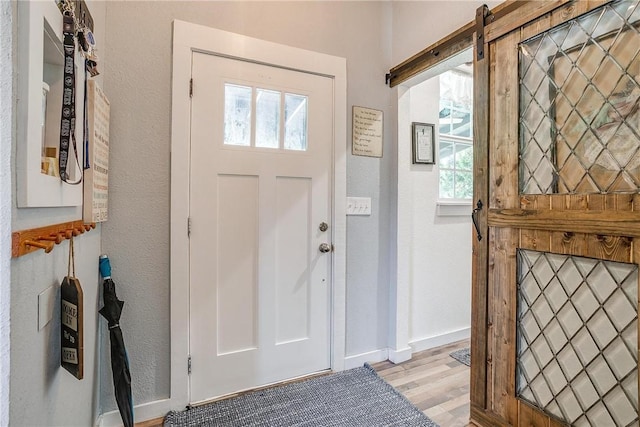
[470,1,632,426]
[488,209,640,237]
[470,4,491,411]
[387,0,618,420]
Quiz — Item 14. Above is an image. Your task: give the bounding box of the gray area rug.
[164,364,439,426]
[449,348,470,367]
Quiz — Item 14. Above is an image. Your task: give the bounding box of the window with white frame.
[438,67,473,200]
[224,83,308,151]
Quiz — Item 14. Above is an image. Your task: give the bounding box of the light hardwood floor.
[137,339,471,427]
[372,339,471,427]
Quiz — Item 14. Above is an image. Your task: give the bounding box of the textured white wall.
[10,236,101,426]
[392,1,502,66]
[9,1,106,425]
[0,2,12,425]
[407,76,473,345]
[101,0,394,411]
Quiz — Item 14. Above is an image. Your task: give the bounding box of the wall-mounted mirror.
[17,1,84,207]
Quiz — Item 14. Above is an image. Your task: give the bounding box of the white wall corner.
[0,0,12,424]
[389,86,411,362]
[387,347,412,364]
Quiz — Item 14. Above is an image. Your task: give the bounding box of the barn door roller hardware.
[387,1,568,87]
[476,5,490,61]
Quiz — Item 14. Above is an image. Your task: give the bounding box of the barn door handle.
[471,199,483,241]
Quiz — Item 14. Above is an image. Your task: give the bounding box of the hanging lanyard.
[83,61,90,170]
[59,13,82,184]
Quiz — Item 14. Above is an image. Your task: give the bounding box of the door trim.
[170,20,347,407]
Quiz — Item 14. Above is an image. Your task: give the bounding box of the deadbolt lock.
[319,222,329,232]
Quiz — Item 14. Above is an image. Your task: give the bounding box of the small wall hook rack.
[12,220,96,258]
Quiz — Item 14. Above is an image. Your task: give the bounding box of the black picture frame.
[412,122,435,164]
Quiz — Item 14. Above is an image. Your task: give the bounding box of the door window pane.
[255,89,280,149]
[224,84,252,146]
[284,94,308,151]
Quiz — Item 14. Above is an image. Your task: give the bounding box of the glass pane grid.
[223,84,308,152]
[438,138,473,199]
[516,249,638,426]
[519,0,640,194]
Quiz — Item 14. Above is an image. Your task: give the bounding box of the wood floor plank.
[142,339,472,427]
[375,339,471,427]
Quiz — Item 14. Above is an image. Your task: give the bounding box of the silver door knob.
[319,243,331,253]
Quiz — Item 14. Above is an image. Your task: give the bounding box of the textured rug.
[449,348,471,367]
[164,364,439,426]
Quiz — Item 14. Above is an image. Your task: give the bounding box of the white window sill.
[436,200,472,216]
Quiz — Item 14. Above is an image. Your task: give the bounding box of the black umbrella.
[99,255,134,427]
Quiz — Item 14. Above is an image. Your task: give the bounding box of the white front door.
[188,51,333,403]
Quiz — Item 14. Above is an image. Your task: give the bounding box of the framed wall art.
[412,122,435,164]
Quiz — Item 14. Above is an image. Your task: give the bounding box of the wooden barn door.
[471,1,639,426]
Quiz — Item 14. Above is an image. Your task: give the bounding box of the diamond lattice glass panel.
[224,84,252,146]
[519,0,640,194]
[516,250,638,425]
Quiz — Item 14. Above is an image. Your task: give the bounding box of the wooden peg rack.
[12,220,96,258]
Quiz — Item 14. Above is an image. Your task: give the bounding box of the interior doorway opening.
[396,46,475,426]
[396,47,474,355]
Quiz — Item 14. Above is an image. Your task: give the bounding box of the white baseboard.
[96,398,173,427]
[387,347,412,364]
[344,348,389,369]
[409,327,471,353]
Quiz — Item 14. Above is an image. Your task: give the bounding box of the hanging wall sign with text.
[83,80,110,223]
[61,276,84,379]
[352,106,383,158]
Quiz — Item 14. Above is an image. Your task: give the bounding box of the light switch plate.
[38,285,56,330]
[346,197,372,215]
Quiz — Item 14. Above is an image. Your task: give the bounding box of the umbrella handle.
[99,255,112,279]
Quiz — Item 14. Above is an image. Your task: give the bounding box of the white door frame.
[170,20,347,408]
